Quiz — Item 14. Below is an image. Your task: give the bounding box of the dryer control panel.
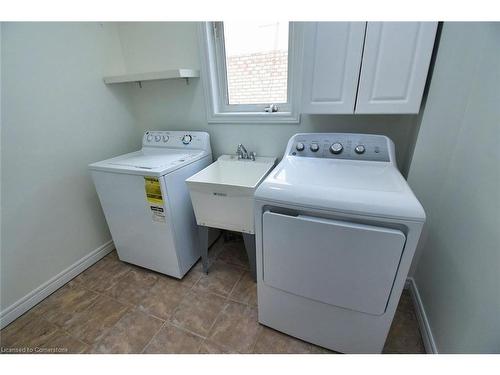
[288,133,392,162]
[143,130,211,152]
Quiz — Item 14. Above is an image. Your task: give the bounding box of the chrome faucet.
[237,144,256,161]
[237,144,248,159]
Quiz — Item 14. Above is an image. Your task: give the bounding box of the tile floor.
[0,235,425,354]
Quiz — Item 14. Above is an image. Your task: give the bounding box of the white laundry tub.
[186,154,276,234]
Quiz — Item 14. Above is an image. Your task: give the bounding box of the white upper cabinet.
[355,22,438,114]
[301,22,366,114]
[300,22,438,114]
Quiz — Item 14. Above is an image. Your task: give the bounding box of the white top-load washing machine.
[89,131,212,278]
[254,133,425,353]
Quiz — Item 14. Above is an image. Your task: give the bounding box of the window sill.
[206,111,301,124]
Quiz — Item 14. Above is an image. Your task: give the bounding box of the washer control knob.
[154,135,161,142]
[146,134,154,142]
[310,143,320,152]
[330,142,343,154]
[162,135,169,143]
[355,145,366,154]
[182,134,192,145]
[296,142,305,151]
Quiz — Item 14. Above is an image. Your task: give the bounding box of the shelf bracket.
[185,78,190,85]
[138,81,142,88]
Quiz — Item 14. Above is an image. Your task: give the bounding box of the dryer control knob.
[296,142,305,151]
[330,142,343,154]
[162,135,169,143]
[355,145,366,154]
[310,143,320,152]
[154,135,161,142]
[182,134,192,145]
[146,134,154,142]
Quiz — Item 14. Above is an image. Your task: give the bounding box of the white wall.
[408,22,500,353]
[0,24,2,273]
[0,23,142,314]
[115,22,420,175]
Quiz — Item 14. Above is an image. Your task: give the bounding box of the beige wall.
[408,22,500,353]
[0,23,142,313]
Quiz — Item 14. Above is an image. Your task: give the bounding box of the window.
[199,21,301,123]
[224,21,289,105]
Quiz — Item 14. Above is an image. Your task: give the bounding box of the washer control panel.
[289,133,391,162]
[143,131,211,151]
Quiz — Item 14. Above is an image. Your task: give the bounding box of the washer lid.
[108,152,192,169]
[255,157,425,222]
[89,148,206,176]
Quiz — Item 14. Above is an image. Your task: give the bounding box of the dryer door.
[262,211,406,315]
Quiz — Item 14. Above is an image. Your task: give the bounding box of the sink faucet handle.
[249,151,257,161]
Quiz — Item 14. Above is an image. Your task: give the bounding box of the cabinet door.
[301,22,366,114]
[355,22,438,114]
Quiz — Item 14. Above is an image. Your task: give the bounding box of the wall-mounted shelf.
[103,69,200,85]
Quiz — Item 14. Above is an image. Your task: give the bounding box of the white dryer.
[89,131,212,278]
[254,133,425,353]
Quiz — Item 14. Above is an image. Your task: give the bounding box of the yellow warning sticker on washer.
[144,177,163,205]
[145,177,166,223]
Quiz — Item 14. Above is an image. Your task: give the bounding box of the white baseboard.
[406,277,438,354]
[0,240,114,329]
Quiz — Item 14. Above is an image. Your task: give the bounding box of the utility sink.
[186,154,276,234]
